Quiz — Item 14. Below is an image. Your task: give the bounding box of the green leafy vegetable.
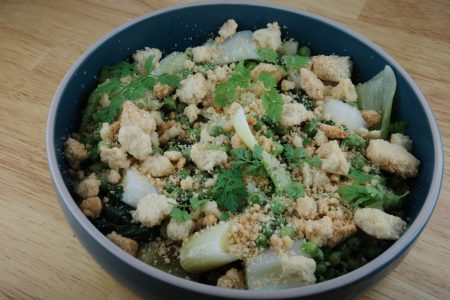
[215,61,251,107]
[356,65,397,139]
[157,73,181,88]
[344,133,366,150]
[257,71,277,90]
[284,181,304,198]
[190,197,209,209]
[171,207,191,222]
[262,89,283,122]
[257,48,278,63]
[337,182,408,209]
[231,145,267,176]
[213,169,248,212]
[283,144,321,168]
[219,212,230,221]
[388,121,408,135]
[283,55,309,71]
[100,61,135,81]
[348,168,372,183]
[144,55,154,74]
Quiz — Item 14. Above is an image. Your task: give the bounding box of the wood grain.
[0,0,449,299]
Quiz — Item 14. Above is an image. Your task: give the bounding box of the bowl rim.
[46,1,444,298]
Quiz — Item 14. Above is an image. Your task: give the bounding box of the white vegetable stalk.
[179,221,240,273]
[122,168,159,208]
[323,99,367,131]
[246,240,316,290]
[213,31,259,64]
[232,106,257,149]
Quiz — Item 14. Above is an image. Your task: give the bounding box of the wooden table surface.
[1,0,449,299]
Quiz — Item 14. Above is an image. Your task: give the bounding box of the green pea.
[280,226,296,239]
[348,258,360,270]
[164,181,176,193]
[255,234,268,247]
[175,102,186,113]
[316,262,327,275]
[179,115,190,127]
[270,199,286,215]
[298,46,311,57]
[209,125,225,137]
[153,146,164,155]
[302,241,320,257]
[167,145,179,152]
[271,141,284,156]
[179,169,189,179]
[187,128,200,141]
[303,119,318,138]
[163,97,177,111]
[254,120,264,131]
[324,268,336,280]
[346,236,361,251]
[263,129,275,138]
[344,133,366,149]
[262,224,274,238]
[352,154,367,170]
[248,192,265,205]
[328,252,341,266]
[274,215,286,227]
[338,244,351,259]
[181,147,191,160]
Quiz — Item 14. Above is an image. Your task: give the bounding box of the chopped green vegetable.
[190,196,209,209]
[231,145,267,177]
[356,65,397,139]
[215,61,250,107]
[271,141,284,156]
[248,192,265,205]
[213,169,248,212]
[157,73,181,88]
[283,55,309,71]
[284,144,321,168]
[262,89,283,122]
[257,48,278,63]
[171,207,191,222]
[337,182,409,209]
[344,133,366,149]
[270,198,286,215]
[280,226,296,239]
[219,212,230,221]
[298,46,311,57]
[255,234,268,247]
[209,125,225,137]
[348,168,372,183]
[257,71,277,90]
[303,118,318,137]
[179,221,240,273]
[144,55,154,74]
[388,120,408,135]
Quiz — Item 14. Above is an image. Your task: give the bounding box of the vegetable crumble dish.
[64,19,420,290]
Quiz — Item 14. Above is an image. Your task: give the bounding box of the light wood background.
[1,0,449,299]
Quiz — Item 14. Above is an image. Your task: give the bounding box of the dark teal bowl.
[46,2,443,299]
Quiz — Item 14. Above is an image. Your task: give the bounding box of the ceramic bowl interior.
[47,2,443,299]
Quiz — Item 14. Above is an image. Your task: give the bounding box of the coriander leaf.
[283,55,309,71]
[304,155,322,167]
[171,207,191,222]
[220,212,230,221]
[190,196,208,209]
[262,89,283,121]
[122,80,146,100]
[388,121,408,135]
[348,168,372,183]
[157,73,181,88]
[284,181,304,198]
[257,48,278,63]
[214,61,250,107]
[105,61,135,78]
[144,55,154,74]
[231,148,253,170]
[231,147,267,177]
[213,169,248,212]
[284,144,306,164]
[257,71,277,90]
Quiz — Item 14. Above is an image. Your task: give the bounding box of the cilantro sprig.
[170,196,210,222]
[257,48,278,63]
[337,182,409,209]
[283,55,310,71]
[256,71,283,122]
[213,169,248,212]
[283,144,321,168]
[231,145,267,177]
[214,61,251,107]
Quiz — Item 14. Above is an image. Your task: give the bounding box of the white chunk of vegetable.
[122,168,159,208]
[179,221,240,273]
[232,106,257,149]
[323,99,367,131]
[213,31,259,64]
[246,240,316,290]
[152,52,188,76]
